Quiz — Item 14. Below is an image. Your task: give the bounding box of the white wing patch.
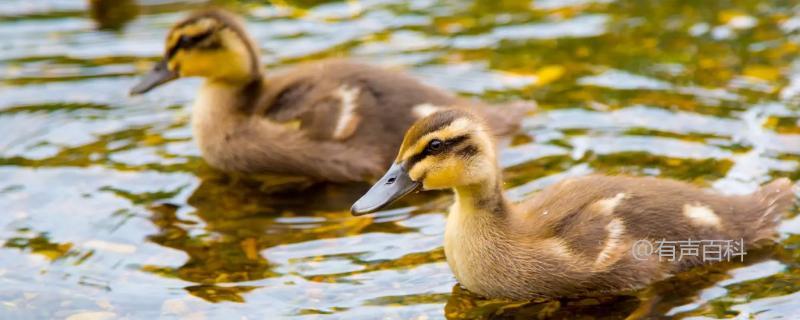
[683,204,721,227]
[593,218,626,270]
[332,85,361,140]
[412,103,444,118]
[592,193,626,216]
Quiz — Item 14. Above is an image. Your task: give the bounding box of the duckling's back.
[517,176,795,272]
[491,176,795,298]
[259,60,534,166]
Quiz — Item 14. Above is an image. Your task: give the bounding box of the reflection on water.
[0,0,799,319]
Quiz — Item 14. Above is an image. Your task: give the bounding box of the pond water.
[1,0,800,319]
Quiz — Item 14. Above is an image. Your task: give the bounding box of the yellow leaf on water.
[763,116,779,129]
[534,65,565,86]
[666,158,683,166]
[718,10,757,29]
[40,249,66,261]
[142,134,164,146]
[743,65,780,82]
[699,58,717,69]
[719,10,750,23]
[241,238,259,261]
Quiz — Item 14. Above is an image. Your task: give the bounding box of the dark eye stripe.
[166,30,214,58]
[456,145,478,158]
[444,135,469,148]
[406,134,470,168]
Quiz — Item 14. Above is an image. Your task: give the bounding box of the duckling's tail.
[742,178,795,244]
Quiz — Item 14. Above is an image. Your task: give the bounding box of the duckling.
[88,0,138,31]
[129,9,533,183]
[351,109,795,300]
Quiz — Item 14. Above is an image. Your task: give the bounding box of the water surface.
[1,0,799,319]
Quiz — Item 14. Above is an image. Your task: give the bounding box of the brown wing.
[240,60,534,181]
[518,175,793,275]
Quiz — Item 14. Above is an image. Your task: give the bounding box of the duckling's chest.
[444,205,515,296]
[191,84,245,163]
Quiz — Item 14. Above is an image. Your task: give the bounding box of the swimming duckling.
[351,109,795,300]
[129,9,533,183]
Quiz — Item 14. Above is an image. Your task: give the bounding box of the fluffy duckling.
[351,109,795,300]
[130,9,533,183]
[88,0,138,31]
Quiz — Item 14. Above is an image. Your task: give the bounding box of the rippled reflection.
[0,0,799,319]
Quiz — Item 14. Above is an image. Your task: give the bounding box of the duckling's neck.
[191,77,264,164]
[448,182,509,242]
[193,80,249,125]
[445,177,513,293]
[194,75,263,117]
[452,179,509,218]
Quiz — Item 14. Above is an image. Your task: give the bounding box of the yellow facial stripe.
[171,50,229,76]
[398,117,473,162]
[170,39,248,79]
[408,157,432,181]
[408,155,467,189]
[421,159,465,189]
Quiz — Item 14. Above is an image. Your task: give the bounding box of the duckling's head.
[352,109,498,215]
[130,9,261,95]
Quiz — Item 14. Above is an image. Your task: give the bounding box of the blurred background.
[1,0,799,319]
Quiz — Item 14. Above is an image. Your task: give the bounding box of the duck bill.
[351,163,421,216]
[129,59,178,95]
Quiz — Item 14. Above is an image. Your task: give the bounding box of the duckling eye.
[426,139,443,154]
[177,35,192,48]
[177,31,213,49]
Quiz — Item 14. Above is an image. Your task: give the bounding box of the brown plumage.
[130,9,534,182]
[351,109,796,300]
